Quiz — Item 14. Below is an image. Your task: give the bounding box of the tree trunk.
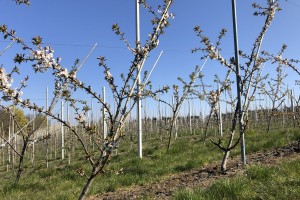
[219,130,236,172]
[266,115,272,134]
[174,117,178,140]
[167,123,174,150]
[221,150,230,172]
[46,139,49,168]
[78,173,96,200]
[159,120,163,142]
[203,110,213,143]
[15,140,28,183]
[167,116,176,150]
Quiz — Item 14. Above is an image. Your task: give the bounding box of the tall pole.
[90,97,94,150]
[102,86,107,140]
[46,87,49,168]
[158,93,162,141]
[188,99,192,134]
[200,98,204,135]
[290,89,296,128]
[218,84,223,137]
[61,101,65,160]
[136,0,142,159]
[67,101,71,164]
[12,106,15,168]
[8,114,11,166]
[32,111,35,165]
[231,0,246,165]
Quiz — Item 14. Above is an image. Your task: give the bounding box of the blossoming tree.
[193,0,300,171]
[0,0,174,199]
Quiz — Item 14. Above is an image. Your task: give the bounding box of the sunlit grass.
[174,158,300,200]
[0,127,298,199]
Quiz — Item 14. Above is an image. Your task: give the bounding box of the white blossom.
[57,68,69,77]
[275,55,282,62]
[76,114,85,123]
[0,67,12,89]
[0,68,22,102]
[31,46,58,70]
[105,70,112,80]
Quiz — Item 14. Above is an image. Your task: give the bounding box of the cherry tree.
[0,0,174,199]
[193,0,300,171]
[153,65,204,149]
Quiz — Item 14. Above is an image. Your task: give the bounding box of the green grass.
[0,127,299,199]
[174,158,300,200]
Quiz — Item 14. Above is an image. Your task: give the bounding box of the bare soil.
[89,142,300,200]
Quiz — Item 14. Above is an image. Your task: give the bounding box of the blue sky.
[1,0,300,114]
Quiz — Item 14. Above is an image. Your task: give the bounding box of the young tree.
[153,65,204,149]
[0,100,56,183]
[0,0,174,199]
[193,0,300,171]
[196,70,233,143]
[259,59,288,133]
